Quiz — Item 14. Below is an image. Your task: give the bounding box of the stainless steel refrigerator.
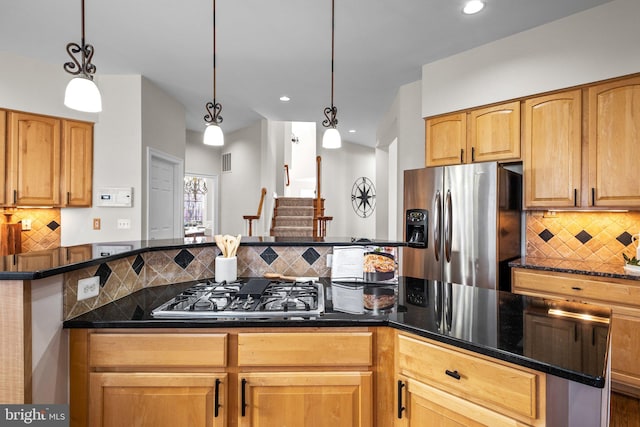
[402,162,521,291]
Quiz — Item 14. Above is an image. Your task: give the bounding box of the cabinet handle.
[445,369,461,380]
[574,189,578,207]
[67,191,70,205]
[13,190,16,204]
[460,149,464,163]
[214,378,221,418]
[574,324,579,342]
[591,188,596,206]
[241,378,247,417]
[471,147,475,162]
[397,380,406,419]
[571,286,582,291]
[592,327,596,346]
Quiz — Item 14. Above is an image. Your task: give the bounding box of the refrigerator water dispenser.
[406,209,428,248]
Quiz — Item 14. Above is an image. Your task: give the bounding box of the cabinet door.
[610,311,640,394]
[588,76,640,207]
[239,372,372,427]
[7,112,61,206]
[0,110,6,205]
[62,120,93,206]
[397,376,522,427]
[469,101,521,163]
[523,90,582,208]
[425,113,467,167]
[89,372,226,427]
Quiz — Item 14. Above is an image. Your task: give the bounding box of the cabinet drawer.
[238,332,372,366]
[513,268,640,308]
[89,333,227,368]
[397,333,539,420]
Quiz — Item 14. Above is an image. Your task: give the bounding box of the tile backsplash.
[1,208,61,251]
[63,245,333,319]
[526,211,640,264]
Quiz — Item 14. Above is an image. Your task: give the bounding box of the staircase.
[270,198,315,237]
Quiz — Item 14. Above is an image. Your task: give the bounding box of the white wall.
[318,138,376,238]
[422,0,640,117]
[377,80,423,240]
[219,120,264,235]
[62,75,143,245]
[140,77,186,239]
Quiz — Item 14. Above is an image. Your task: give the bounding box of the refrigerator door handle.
[434,190,441,262]
[444,189,452,263]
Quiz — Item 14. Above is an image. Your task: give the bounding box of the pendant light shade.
[203,0,224,145]
[63,0,102,113]
[321,0,341,149]
[64,76,102,113]
[322,127,341,149]
[203,123,224,146]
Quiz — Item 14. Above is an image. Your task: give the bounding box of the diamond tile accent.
[174,249,195,269]
[538,229,554,242]
[302,248,320,265]
[575,230,593,244]
[47,220,60,231]
[132,254,145,275]
[260,247,278,265]
[95,263,112,287]
[617,231,634,246]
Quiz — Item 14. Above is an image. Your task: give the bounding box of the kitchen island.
[0,237,403,405]
[64,277,611,427]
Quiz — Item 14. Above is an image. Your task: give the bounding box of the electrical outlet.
[77,276,100,301]
[326,254,333,268]
[21,219,32,231]
[93,218,101,230]
[117,219,131,229]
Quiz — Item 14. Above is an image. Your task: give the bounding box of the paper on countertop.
[330,246,365,280]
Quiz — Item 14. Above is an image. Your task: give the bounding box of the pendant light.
[321,0,341,149]
[63,0,102,113]
[203,0,224,146]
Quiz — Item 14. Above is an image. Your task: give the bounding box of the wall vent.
[222,153,231,172]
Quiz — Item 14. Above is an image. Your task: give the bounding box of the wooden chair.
[243,187,267,236]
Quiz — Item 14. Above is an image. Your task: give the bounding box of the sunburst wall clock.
[351,177,376,218]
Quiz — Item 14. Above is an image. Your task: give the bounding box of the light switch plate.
[77,276,100,301]
[117,219,131,229]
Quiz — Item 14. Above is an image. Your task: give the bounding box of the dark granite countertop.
[0,237,405,280]
[510,256,640,281]
[63,277,611,388]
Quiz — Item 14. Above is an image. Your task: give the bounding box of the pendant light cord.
[213,0,217,103]
[330,0,335,109]
[81,0,86,46]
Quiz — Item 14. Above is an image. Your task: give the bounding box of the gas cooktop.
[151,278,324,318]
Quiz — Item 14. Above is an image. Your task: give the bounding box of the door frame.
[184,172,219,236]
[146,147,184,240]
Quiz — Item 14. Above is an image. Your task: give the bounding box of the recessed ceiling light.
[462,0,485,15]
[348,129,356,133]
[279,95,290,102]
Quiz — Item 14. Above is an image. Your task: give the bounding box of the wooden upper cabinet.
[7,112,61,206]
[425,113,466,167]
[0,110,6,205]
[469,101,521,163]
[588,76,640,207]
[523,90,582,208]
[62,120,93,206]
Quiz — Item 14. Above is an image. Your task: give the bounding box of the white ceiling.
[0,0,612,147]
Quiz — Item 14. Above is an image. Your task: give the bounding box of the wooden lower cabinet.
[70,328,378,427]
[238,372,372,427]
[395,332,545,427]
[90,372,226,427]
[397,376,528,427]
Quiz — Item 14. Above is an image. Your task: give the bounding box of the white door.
[148,149,183,240]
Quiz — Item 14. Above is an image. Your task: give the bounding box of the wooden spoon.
[263,273,319,282]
